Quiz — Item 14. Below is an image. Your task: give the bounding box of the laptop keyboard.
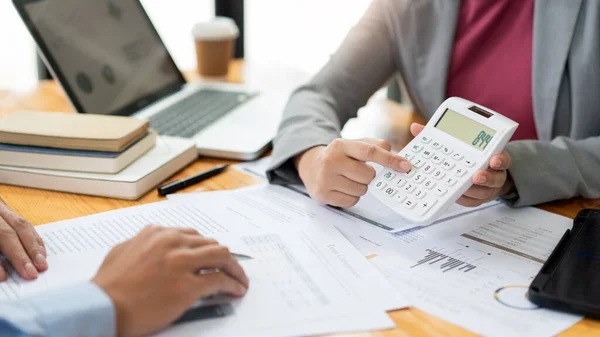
[149,89,255,138]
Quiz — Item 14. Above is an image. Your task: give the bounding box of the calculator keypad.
[372,135,476,218]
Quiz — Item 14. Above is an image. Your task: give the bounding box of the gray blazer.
[267,0,600,207]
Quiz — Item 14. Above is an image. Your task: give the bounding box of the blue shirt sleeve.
[0,282,116,337]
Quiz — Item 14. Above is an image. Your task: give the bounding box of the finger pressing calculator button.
[415,197,438,216]
[423,164,435,174]
[452,153,464,161]
[441,160,455,170]
[383,171,396,180]
[374,181,387,189]
[403,183,417,193]
[422,149,434,159]
[384,187,397,197]
[432,170,446,180]
[411,144,424,153]
[404,169,416,178]
[402,153,415,161]
[403,198,417,209]
[464,159,476,167]
[432,154,444,164]
[413,159,425,168]
[395,177,408,187]
[441,146,453,155]
[444,177,458,186]
[413,173,426,184]
[423,180,436,190]
[420,136,432,144]
[414,188,427,199]
[434,187,447,196]
[395,194,407,203]
[432,141,443,149]
[453,167,467,177]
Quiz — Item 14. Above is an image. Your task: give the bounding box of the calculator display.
[435,109,497,151]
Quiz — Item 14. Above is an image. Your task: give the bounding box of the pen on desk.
[158,164,229,196]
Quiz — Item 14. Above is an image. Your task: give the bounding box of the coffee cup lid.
[192,17,239,40]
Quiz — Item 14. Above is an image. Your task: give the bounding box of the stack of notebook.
[0,111,197,199]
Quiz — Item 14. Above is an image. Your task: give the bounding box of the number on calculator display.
[472,131,494,150]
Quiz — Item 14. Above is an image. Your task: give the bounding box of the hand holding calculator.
[369,97,518,226]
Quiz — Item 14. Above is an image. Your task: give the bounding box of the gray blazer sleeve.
[504,136,600,207]
[266,0,399,185]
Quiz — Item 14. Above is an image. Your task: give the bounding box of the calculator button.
[423,180,436,190]
[413,173,426,184]
[395,177,408,187]
[452,153,464,161]
[402,153,415,161]
[411,144,424,153]
[444,177,458,187]
[413,159,425,168]
[415,197,438,216]
[395,194,407,203]
[432,154,444,164]
[403,183,417,193]
[454,167,467,177]
[435,187,447,196]
[383,171,396,181]
[422,149,434,159]
[423,164,435,174]
[383,187,397,197]
[374,181,387,189]
[403,198,417,209]
[404,169,416,178]
[432,141,443,149]
[420,136,432,144]
[441,146,453,155]
[464,159,476,167]
[433,170,446,180]
[441,160,455,170]
[414,189,427,199]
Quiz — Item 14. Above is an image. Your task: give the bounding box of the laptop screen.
[21,0,185,115]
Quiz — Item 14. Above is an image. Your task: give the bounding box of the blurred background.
[0,0,372,91]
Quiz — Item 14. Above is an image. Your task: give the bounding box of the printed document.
[0,185,406,337]
[233,156,495,232]
[370,205,582,337]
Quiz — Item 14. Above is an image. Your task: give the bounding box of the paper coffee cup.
[192,17,239,77]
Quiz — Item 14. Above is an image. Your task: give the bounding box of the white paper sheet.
[167,185,409,312]
[2,185,407,337]
[232,156,499,233]
[370,205,582,337]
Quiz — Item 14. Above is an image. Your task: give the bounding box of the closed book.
[0,131,157,174]
[0,136,197,200]
[0,111,149,152]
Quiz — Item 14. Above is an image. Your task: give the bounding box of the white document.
[167,185,409,312]
[232,156,497,234]
[2,184,406,337]
[370,205,582,337]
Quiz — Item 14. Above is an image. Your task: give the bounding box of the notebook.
[0,111,149,152]
[0,131,157,174]
[0,136,197,200]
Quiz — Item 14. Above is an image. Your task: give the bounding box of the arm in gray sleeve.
[503,136,600,206]
[267,0,400,185]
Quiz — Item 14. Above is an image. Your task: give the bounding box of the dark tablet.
[529,208,600,318]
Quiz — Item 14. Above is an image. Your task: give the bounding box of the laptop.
[13,0,288,160]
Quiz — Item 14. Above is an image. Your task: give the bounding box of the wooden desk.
[1,60,600,337]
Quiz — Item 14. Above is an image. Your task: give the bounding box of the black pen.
[158,164,229,196]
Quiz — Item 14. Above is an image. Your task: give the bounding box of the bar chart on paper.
[411,249,478,273]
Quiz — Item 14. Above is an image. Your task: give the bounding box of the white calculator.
[369,97,518,226]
